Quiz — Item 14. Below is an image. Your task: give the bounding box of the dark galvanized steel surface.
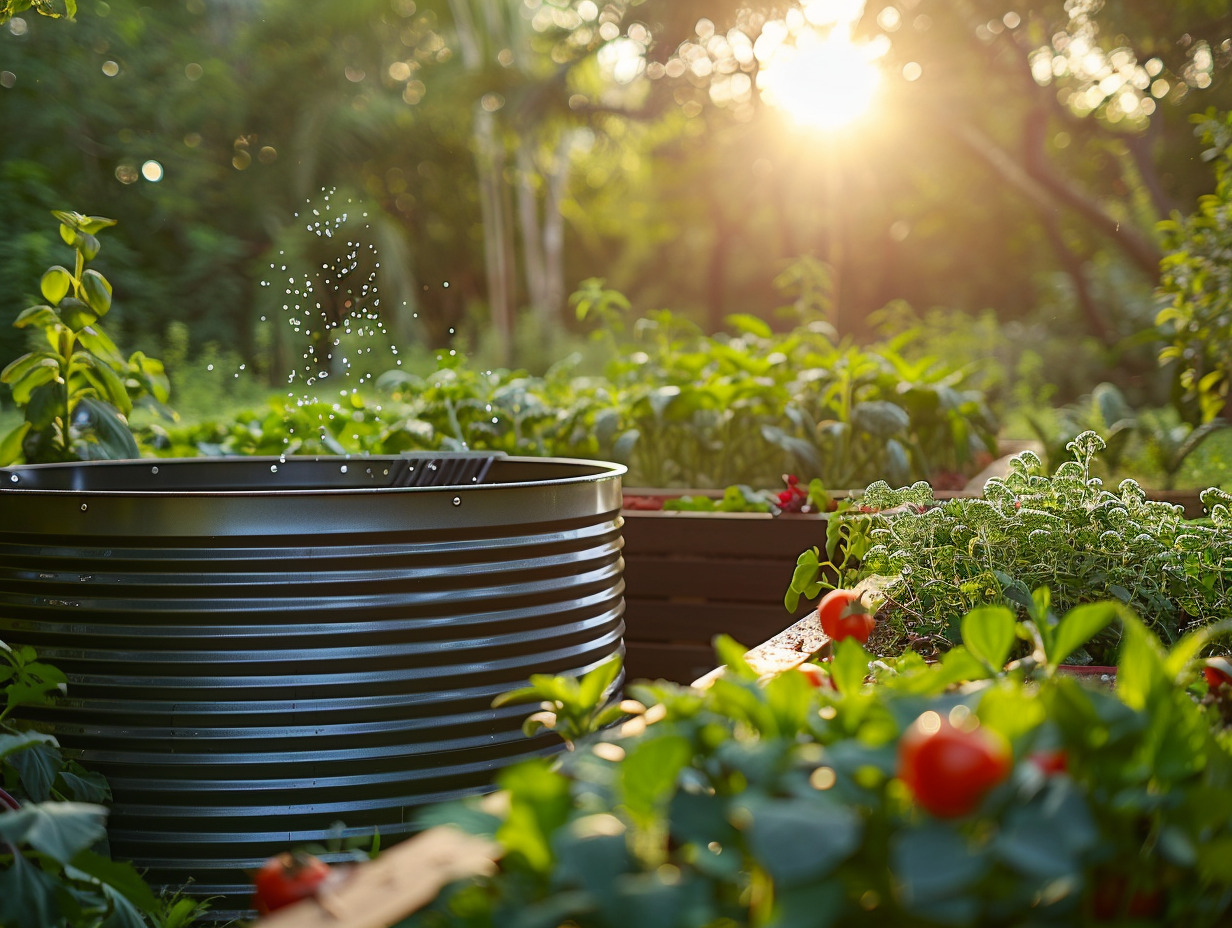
[0,455,626,914]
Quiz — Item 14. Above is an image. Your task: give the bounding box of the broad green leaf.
[742,796,861,887]
[57,769,111,804]
[74,355,132,414]
[0,422,31,465]
[892,822,987,911]
[851,400,910,438]
[0,802,108,862]
[76,232,101,261]
[1164,618,1232,679]
[39,266,72,304]
[935,646,993,686]
[58,297,98,332]
[0,853,58,928]
[725,313,773,338]
[993,780,1096,881]
[496,761,572,874]
[25,383,62,428]
[78,214,116,234]
[76,326,124,364]
[961,606,1017,671]
[70,397,140,460]
[577,653,622,710]
[1048,603,1119,669]
[68,849,161,914]
[79,269,112,316]
[0,730,59,762]
[8,360,60,405]
[2,351,59,385]
[12,305,59,329]
[617,733,691,829]
[1115,613,1167,712]
[9,740,63,802]
[831,637,869,694]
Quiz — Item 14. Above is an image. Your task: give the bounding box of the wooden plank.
[622,598,810,646]
[622,555,802,602]
[255,826,499,928]
[620,510,827,557]
[624,641,716,684]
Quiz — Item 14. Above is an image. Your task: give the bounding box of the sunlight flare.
[758,25,883,130]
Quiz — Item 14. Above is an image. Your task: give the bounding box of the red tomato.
[252,852,332,915]
[1090,874,1164,920]
[817,588,875,644]
[897,713,1011,818]
[1028,748,1068,776]
[795,662,835,689]
[1203,656,1232,690]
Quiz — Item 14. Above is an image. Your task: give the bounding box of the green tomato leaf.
[39,266,73,304]
[831,636,870,694]
[741,796,862,887]
[892,822,988,914]
[577,653,622,711]
[617,733,692,830]
[1048,602,1119,670]
[961,605,1017,671]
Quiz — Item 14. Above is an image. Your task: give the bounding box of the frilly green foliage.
[848,431,1232,662]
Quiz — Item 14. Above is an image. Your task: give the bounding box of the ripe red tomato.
[1203,656,1232,691]
[817,588,875,644]
[252,851,332,915]
[1028,748,1068,776]
[795,662,835,689]
[897,713,1011,818]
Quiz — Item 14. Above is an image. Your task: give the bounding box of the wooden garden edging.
[619,506,831,684]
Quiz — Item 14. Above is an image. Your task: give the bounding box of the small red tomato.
[817,588,876,644]
[897,713,1011,818]
[1090,874,1164,920]
[1028,748,1068,776]
[795,662,835,689]
[1203,656,1232,691]
[252,851,332,915]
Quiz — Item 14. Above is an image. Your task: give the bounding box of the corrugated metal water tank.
[0,453,626,914]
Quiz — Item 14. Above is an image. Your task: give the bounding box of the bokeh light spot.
[141,160,164,182]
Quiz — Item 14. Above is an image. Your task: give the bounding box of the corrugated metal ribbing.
[0,455,625,915]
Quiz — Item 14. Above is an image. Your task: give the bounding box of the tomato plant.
[897,712,1011,818]
[817,587,876,644]
[252,851,332,915]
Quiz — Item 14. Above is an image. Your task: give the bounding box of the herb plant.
[788,431,1232,664]
[406,601,1232,927]
[0,211,172,465]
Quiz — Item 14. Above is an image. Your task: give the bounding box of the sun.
[758,26,883,130]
